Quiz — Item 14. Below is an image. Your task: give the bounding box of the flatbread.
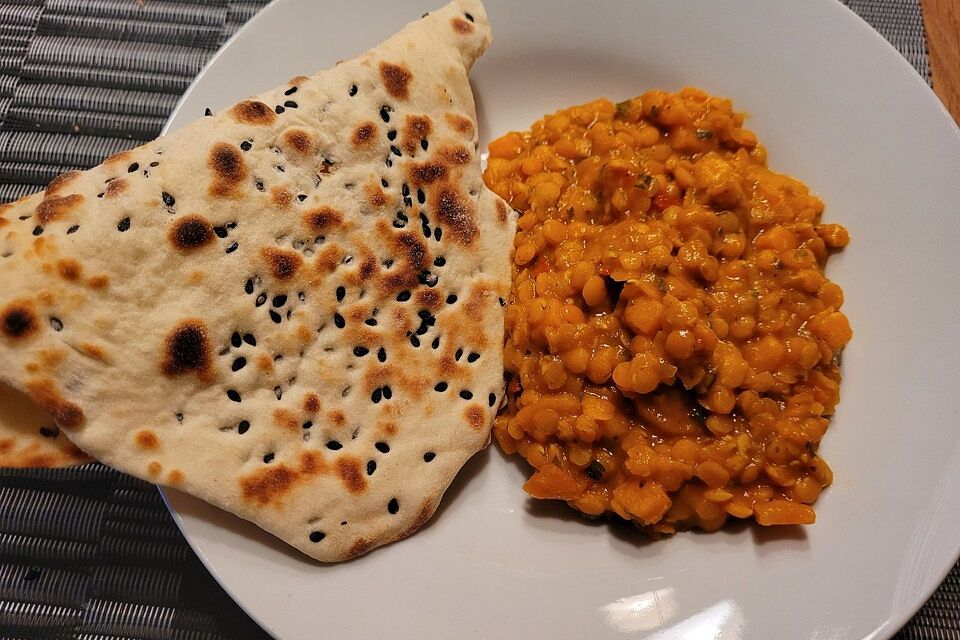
[0,382,90,467]
[0,0,515,561]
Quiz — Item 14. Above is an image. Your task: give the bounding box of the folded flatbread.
[0,0,514,561]
[0,382,89,467]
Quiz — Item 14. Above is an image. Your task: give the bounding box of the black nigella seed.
[227,389,241,402]
[376,441,390,453]
[255,293,267,307]
[488,393,497,407]
[390,145,402,157]
[385,156,393,168]
[275,385,283,400]
[364,318,377,326]
[227,221,237,228]
[467,352,480,363]
[431,336,440,349]
[162,191,175,206]
[433,256,445,267]
[225,242,238,254]
[455,348,463,361]
[434,381,448,392]
[50,317,63,332]
[67,225,79,234]
[269,310,282,323]
[309,531,325,543]
[263,452,275,463]
[415,324,428,336]
[387,130,398,141]
[409,334,420,348]
[353,346,369,357]
[245,279,254,294]
[284,86,297,96]
[377,347,386,362]
[40,426,59,438]
[464,11,474,21]
[334,313,345,328]
[387,498,399,514]
[499,297,507,307]
[418,271,438,287]
[240,141,252,151]
[150,161,159,167]
[460,390,473,400]
[381,178,389,188]
[335,286,345,301]
[420,138,430,152]
[423,451,436,462]
[417,188,426,204]
[275,165,284,173]
[272,294,287,308]
[214,226,228,238]
[231,357,247,372]
[393,220,405,229]
[255,179,264,191]
[349,84,358,96]
[127,163,139,173]
[382,386,392,400]
[204,108,212,116]
[417,309,431,320]
[117,217,130,232]
[371,388,382,403]
[297,194,307,201]
[243,333,256,346]
[446,294,458,304]
[433,227,442,241]
[175,413,184,423]
[585,460,606,481]
[275,105,285,114]
[379,105,391,122]
[284,100,298,108]
[302,421,312,429]
[238,420,250,434]
[32,226,43,236]
[401,183,410,197]
[298,291,305,303]
[366,460,377,475]
[231,332,242,348]
[396,290,411,302]
[326,440,343,451]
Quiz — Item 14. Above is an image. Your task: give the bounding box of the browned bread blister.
[0,0,515,561]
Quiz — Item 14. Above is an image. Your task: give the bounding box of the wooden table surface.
[921,0,960,124]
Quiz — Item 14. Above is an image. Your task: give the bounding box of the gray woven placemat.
[0,1,943,639]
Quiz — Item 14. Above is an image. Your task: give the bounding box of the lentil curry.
[483,87,851,533]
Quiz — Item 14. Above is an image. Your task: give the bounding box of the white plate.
[161,1,960,638]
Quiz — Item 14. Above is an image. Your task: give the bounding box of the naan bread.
[0,382,89,467]
[0,0,515,561]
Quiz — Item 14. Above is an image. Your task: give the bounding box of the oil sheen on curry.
[483,87,851,533]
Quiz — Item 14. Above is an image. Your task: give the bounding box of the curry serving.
[484,87,851,533]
